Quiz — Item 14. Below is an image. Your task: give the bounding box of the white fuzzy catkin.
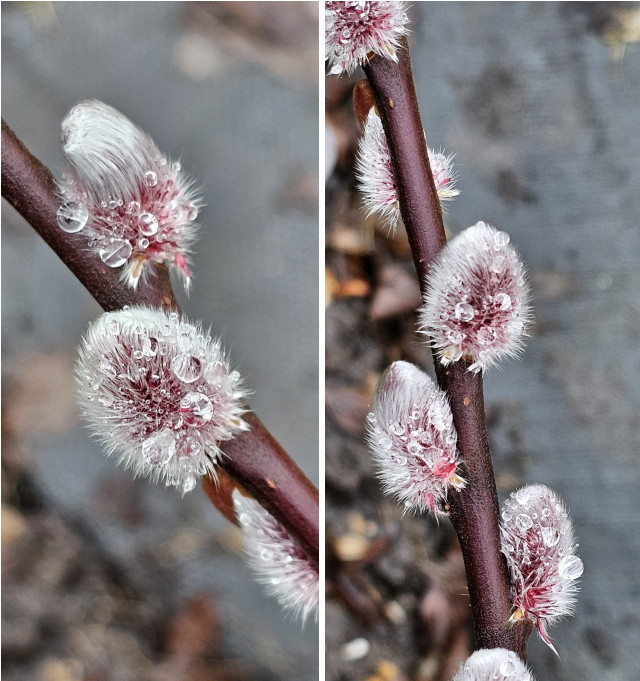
[501,484,583,654]
[76,306,249,494]
[58,100,200,289]
[452,649,536,681]
[366,361,464,514]
[233,490,319,623]
[325,1,410,75]
[420,221,531,373]
[356,109,459,231]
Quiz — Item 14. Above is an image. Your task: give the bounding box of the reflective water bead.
[57,201,89,233]
[494,292,512,310]
[99,359,117,378]
[171,161,181,172]
[99,239,132,268]
[454,301,475,322]
[142,337,158,357]
[126,200,141,215]
[541,527,560,547]
[515,513,533,530]
[137,237,150,249]
[494,230,510,250]
[506,319,525,336]
[172,354,203,383]
[138,212,159,236]
[238,513,251,526]
[478,327,497,345]
[182,475,197,493]
[142,429,176,466]
[180,391,214,426]
[558,555,584,580]
[143,170,158,187]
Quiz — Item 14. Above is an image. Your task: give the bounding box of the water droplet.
[142,429,176,466]
[57,201,89,233]
[366,412,377,423]
[514,488,531,505]
[108,199,118,210]
[98,393,114,407]
[99,239,132,268]
[477,326,497,345]
[378,436,392,450]
[454,301,475,322]
[138,212,159,236]
[515,513,533,530]
[171,161,182,172]
[238,513,251,526]
[541,527,560,547]
[107,320,120,335]
[182,475,197,493]
[187,204,199,221]
[495,292,512,310]
[142,337,158,357]
[143,170,158,187]
[494,230,510,250]
[446,328,464,344]
[260,548,274,561]
[137,237,149,249]
[172,354,203,383]
[167,199,189,223]
[180,391,213,426]
[126,200,141,215]
[558,555,583,580]
[99,359,117,378]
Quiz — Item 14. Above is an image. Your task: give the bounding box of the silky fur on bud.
[58,100,200,290]
[356,109,459,231]
[366,361,464,514]
[501,484,583,654]
[325,1,410,75]
[452,649,536,681]
[420,221,531,373]
[76,306,249,494]
[233,491,319,623]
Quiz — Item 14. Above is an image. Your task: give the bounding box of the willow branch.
[1,119,318,567]
[363,42,531,657]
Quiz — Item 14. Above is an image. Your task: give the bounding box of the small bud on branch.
[356,109,458,231]
[325,1,409,75]
[421,221,531,373]
[367,361,465,514]
[453,648,536,681]
[59,100,200,290]
[501,484,583,654]
[76,306,249,494]
[233,490,319,623]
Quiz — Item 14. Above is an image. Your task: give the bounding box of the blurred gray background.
[2,2,318,680]
[325,3,640,681]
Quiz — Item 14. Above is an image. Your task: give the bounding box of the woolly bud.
[57,100,200,290]
[325,1,410,76]
[76,306,249,494]
[420,221,531,373]
[233,490,319,623]
[500,484,583,654]
[452,649,536,681]
[366,361,465,514]
[356,110,459,231]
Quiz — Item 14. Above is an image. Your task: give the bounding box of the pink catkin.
[76,306,249,494]
[366,361,465,515]
[356,109,459,231]
[500,484,583,653]
[58,100,200,290]
[420,221,531,373]
[233,490,318,623]
[325,1,410,75]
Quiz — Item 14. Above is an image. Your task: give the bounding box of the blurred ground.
[325,3,640,681]
[2,3,318,681]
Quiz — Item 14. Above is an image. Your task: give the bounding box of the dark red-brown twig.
[363,42,532,657]
[1,118,318,567]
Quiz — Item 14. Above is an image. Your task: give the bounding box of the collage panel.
[325,2,640,681]
[2,2,318,681]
